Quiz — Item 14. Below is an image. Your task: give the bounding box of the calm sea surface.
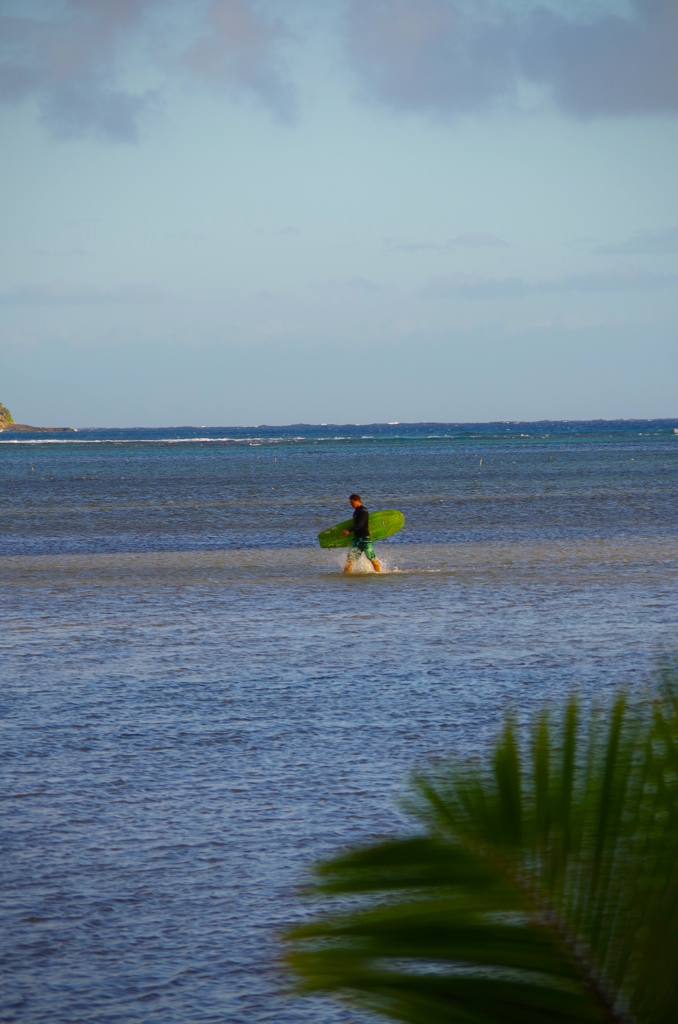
[2,421,678,1023]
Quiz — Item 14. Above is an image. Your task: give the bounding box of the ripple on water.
[2,429,678,1022]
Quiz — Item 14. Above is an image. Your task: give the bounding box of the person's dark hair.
[349,493,361,503]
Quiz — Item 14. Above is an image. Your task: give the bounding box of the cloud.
[520,0,678,118]
[386,237,443,253]
[387,231,509,252]
[593,226,678,255]
[0,3,159,141]
[452,231,510,248]
[255,224,300,236]
[181,0,296,124]
[346,0,517,116]
[554,268,678,293]
[0,0,296,141]
[30,246,89,258]
[167,230,208,242]
[0,281,164,305]
[345,276,381,291]
[425,267,678,297]
[425,272,526,298]
[345,0,678,119]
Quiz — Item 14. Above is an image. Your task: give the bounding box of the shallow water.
[2,422,678,1022]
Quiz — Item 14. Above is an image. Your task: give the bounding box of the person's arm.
[342,510,359,537]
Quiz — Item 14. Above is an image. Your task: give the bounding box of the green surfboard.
[318,509,405,549]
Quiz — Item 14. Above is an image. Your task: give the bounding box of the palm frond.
[285,674,678,1024]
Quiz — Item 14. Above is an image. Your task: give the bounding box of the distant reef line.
[0,401,74,433]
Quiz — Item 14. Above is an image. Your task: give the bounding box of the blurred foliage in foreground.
[286,666,678,1024]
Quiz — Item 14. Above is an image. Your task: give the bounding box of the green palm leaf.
[285,671,678,1023]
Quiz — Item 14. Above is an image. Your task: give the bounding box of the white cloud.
[387,232,509,252]
[425,267,678,298]
[0,281,164,305]
[593,227,678,255]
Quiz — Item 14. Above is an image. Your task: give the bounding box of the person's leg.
[363,539,380,573]
[345,539,358,573]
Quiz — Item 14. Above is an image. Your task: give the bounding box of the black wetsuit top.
[352,505,370,538]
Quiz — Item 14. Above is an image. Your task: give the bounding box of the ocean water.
[2,420,678,1023]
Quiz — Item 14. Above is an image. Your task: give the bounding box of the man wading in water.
[341,494,382,573]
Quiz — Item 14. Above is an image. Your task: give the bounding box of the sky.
[1,0,677,427]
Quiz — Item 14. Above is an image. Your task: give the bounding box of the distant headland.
[0,402,74,433]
